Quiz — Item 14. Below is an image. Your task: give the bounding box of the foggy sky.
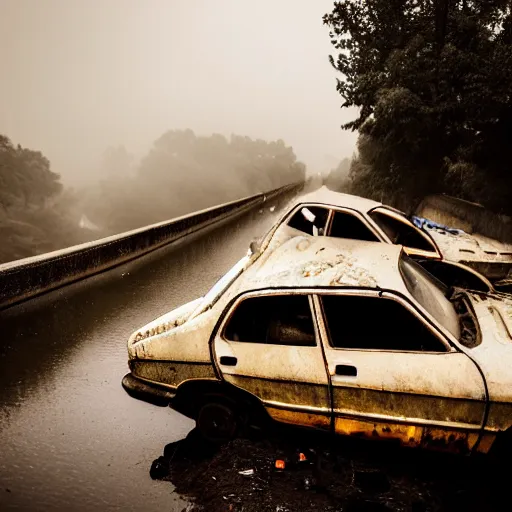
[0,0,357,185]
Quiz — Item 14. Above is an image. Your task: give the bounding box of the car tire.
[196,400,238,443]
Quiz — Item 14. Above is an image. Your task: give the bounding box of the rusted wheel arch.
[173,380,271,430]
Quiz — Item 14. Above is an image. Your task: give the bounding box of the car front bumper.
[122,373,176,407]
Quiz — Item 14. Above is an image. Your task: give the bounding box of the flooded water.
[0,199,291,511]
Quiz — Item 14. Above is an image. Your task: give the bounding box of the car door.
[313,290,487,453]
[368,207,442,259]
[213,291,331,430]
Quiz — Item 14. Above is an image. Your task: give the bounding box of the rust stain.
[131,360,216,387]
[334,417,480,454]
[266,407,330,430]
[296,239,311,252]
[297,251,378,288]
[474,433,496,454]
[302,260,335,278]
[421,427,478,454]
[335,417,421,446]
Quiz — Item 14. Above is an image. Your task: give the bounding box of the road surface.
[0,196,292,512]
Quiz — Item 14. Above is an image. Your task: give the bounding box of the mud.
[151,427,507,511]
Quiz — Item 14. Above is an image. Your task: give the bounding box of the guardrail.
[0,182,302,310]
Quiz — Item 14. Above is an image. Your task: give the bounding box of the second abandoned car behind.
[122,235,512,456]
[250,186,503,292]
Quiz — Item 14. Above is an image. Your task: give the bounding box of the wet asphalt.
[0,198,292,512]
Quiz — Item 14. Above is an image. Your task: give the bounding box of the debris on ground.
[150,427,507,512]
[274,459,285,470]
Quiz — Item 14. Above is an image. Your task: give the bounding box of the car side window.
[369,210,437,252]
[329,210,380,242]
[320,294,447,352]
[224,295,316,346]
[287,206,329,236]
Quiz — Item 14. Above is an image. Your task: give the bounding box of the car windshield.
[399,255,461,339]
[188,255,250,320]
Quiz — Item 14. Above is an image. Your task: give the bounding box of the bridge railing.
[0,182,302,310]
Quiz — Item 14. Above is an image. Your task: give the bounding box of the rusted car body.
[420,223,512,287]
[123,235,512,455]
[250,187,499,293]
[414,193,512,284]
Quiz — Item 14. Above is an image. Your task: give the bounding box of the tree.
[324,157,351,191]
[324,0,512,213]
[101,145,134,178]
[0,135,87,263]
[0,135,62,211]
[0,130,306,263]
[81,130,306,233]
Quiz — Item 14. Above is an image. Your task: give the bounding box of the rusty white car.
[415,218,512,292]
[249,186,498,294]
[122,234,512,455]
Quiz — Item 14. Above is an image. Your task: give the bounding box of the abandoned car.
[249,186,502,293]
[123,235,512,455]
[414,217,512,292]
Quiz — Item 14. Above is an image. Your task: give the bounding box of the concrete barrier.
[0,183,302,310]
[415,194,512,243]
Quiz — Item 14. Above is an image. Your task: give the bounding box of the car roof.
[230,235,408,295]
[286,186,382,213]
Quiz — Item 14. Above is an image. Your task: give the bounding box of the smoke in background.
[0,130,305,264]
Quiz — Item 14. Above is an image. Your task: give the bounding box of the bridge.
[0,183,304,511]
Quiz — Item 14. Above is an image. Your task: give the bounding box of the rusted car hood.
[462,292,512,402]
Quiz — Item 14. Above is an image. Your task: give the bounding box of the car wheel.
[196,401,238,443]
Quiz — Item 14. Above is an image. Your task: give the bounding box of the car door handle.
[335,364,357,377]
[219,356,237,367]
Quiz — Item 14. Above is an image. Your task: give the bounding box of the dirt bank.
[150,427,505,511]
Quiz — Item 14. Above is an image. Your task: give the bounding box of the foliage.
[0,130,305,263]
[324,0,512,213]
[324,157,351,191]
[0,136,89,263]
[82,130,305,233]
[0,135,62,210]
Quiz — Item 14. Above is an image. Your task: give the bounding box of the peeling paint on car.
[123,231,512,457]
[130,297,203,343]
[130,360,217,388]
[252,186,508,283]
[129,308,217,363]
[334,417,481,454]
[424,228,512,280]
[265,407,331,430]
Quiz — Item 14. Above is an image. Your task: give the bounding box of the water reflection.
[0,200,289,511]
